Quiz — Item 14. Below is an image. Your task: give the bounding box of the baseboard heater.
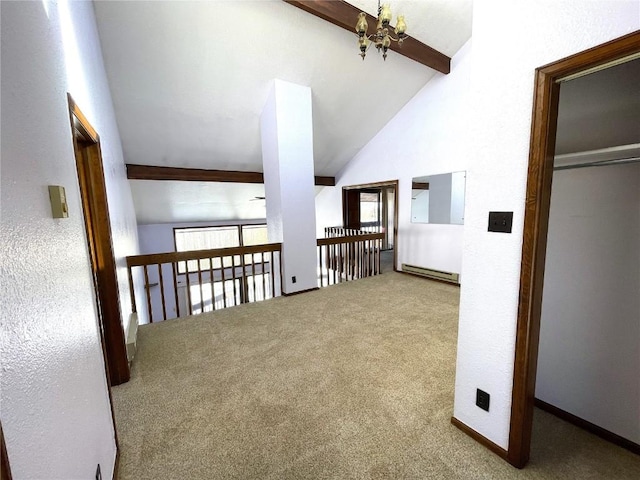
[402,264,459,284]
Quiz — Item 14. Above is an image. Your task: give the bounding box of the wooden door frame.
[342,180,399,271]
[508,31,640,468]
[1,421,12,480]
[68,95,130,388]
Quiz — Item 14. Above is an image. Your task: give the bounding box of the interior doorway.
[68,95,129,387]
[509,31,640,468]
[342,180,398,272]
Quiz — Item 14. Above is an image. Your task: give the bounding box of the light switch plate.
[48,185,69,218]
[488,211,512,233]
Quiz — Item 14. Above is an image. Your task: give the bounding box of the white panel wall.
[536,163,640,443]
[315,40,473,277]
[0,1,140,478]
[454,0,639,448]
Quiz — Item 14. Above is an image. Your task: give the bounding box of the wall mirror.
[411,171,466,224]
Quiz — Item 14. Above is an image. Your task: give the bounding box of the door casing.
[508,31,640,468]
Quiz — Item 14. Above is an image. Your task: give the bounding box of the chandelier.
[355,1,407,60]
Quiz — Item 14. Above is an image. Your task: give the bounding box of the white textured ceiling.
[94,0,473,175]
[94,0,473,223]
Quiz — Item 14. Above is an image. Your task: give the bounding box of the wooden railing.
[324,226,369,238]
[126,243,282,323]
[317,232,384,287]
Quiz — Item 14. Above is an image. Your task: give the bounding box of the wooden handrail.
[127,242,283,322]
[317,233,384,247]
[127,243,282,267]
[316,232,384,288]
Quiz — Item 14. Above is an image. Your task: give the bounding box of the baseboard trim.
[451,416,509,460]
[282,287,319,297]
[399,270,461,287]
[534,398,640,456]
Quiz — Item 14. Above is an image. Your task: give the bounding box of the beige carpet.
[113,272,640,479]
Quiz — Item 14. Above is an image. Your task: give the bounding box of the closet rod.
[554,156,640,171]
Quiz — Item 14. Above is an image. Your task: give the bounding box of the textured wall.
[536,163,640,443]
[453,0,640,448]
[0,1,140,478]
[314,40,473,278]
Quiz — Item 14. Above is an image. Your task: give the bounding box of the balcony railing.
[317,232,384,287]
[126,243,282,323]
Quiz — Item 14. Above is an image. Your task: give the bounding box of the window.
[174,224,268,273]
[241,224,268,246]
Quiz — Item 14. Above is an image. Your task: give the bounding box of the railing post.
[172,262,180,318]
[158,263,167,321]
[143,265,153,323]
[240,252,247,304]
[127,265,137,314]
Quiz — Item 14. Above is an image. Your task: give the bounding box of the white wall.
[536,163,640,443]
[0,1,140,478]
[453,0,639,449]
[315,39,472,277]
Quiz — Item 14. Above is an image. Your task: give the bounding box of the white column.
[260,79,317,294]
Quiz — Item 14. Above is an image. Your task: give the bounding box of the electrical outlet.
[292,276,297,284]
[476,389,490,412]
[95,464,102,480]
[488,211,513,233]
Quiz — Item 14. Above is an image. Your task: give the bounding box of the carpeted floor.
[112,272,640,479]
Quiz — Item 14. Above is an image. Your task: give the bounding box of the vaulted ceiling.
[94,0,474,223]
[94,2,639,226]
[95,0,473,176]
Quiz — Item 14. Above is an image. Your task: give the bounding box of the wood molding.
[68,94,130,390]
[126,164,335,187]
[1,422,12,480]
[509,31,640,469]
[127,243,283,267]
[451,417,509,461]
[317,232,385,246]
[342,179,398,191]
[283,0,450,74]
[534,398,640,456]
[342,180,399,272]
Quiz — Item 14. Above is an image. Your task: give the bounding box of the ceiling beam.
[126,164,336,187]
[283,0,451,74]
